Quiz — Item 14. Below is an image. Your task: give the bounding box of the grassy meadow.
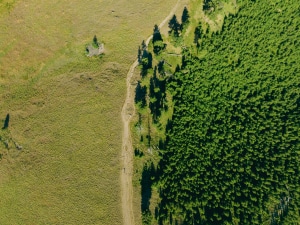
[0,0,179,224]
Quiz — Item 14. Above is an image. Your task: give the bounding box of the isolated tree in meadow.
[2,113,10,129]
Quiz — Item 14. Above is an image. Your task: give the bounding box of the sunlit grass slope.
[0,0,178,224]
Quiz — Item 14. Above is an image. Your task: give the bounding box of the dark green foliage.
[93,35,99,47]
[142,211,153,225]
[141,49,148,61]
[141,162,156,212]
[138,46,142,63]
[149,67,166,122]
[147,52,153,69]
[194,23,203,44]
[153,25,165,55]
[157,0,300,224]
[153,41,166,55]
[153,25,163,44]
[139,46,152,75]
[203,0,216,11]
[168,15,181,37]
[157,61,165,76]
[141,40,146,50]
[138,40,149,71]
[135,81,147,107]
[141,161,157,224]
[2,114,10,129]
[181,6,189,25]
[134,148,144,157]
[175,64,181,73]
[181,54,187,69]
[138,40,149,68]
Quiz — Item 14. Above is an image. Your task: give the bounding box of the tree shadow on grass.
[141,161,156,224]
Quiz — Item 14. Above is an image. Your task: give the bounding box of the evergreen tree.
[175,64,181,73]
[153,41,165,55]
[152,24,165,54]
[152,24,163,43]
[181,6,189,25]
[135,81,147,107]
[203,0,216,11]
[194,25,202,44]
[157,60,165,75]
[168,15,181,37]
[205,25,210,37]
[147,52,153,69]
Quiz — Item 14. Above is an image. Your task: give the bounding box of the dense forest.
[135,0,299,224]
[156,1,300,224]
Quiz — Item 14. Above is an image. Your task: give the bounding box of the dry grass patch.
[0,0,180,224]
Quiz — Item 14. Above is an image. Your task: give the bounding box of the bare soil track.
[121,1,182,225]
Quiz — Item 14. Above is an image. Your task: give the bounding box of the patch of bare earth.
[120,1,182,225]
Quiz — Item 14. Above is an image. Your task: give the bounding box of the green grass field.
[0,0,179,224]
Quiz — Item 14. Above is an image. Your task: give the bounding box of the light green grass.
[0,0,180,224]
[183,0,237,46]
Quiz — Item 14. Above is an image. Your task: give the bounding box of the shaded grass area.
[0,0,179,224]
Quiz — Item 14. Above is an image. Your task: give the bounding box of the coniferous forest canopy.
[140,0,300,224]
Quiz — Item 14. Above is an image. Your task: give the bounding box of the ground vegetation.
[134,0,300,224]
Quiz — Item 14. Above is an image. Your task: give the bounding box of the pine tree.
[152,24,163,43]
[181,6,189,25]
[168,15,181,37]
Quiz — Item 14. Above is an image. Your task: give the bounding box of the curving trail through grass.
[120,1,182,225]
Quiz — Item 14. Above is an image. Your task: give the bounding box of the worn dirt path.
[121,1,182,225]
